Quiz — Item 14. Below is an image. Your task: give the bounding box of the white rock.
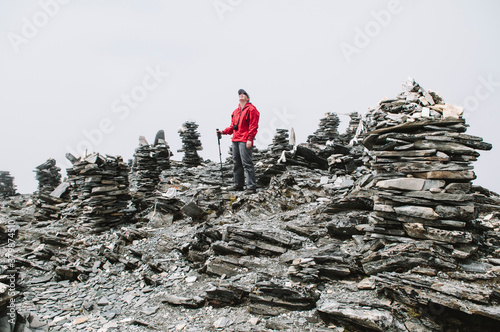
[185,276,197,283]
[394,206,439,220]
[176,323,187,330]
[422,107,430,117]
[358,278,376,290]
[442,103,464,119]
[213,317,233,328]
[249,317,260,325]
[102,322,119,330]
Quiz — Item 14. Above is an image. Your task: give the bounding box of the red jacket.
[222,102,260,144]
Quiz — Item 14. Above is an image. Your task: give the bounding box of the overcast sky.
[1,0,499,194]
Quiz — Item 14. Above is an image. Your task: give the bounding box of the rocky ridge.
[1,78,500,331]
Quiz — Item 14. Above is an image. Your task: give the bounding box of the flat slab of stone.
[376,178,445,191]
[403,223,472,244]
[371,149,437,158]
[394,205,439,220]
[405,191,473,203]
[414,140,478,155]
[318,302,395,332]
[413,170,476,180]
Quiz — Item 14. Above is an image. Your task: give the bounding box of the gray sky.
[1,0,500,194]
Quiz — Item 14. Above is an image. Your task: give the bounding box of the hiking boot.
[246,188,257,194]
[229,186,244,191]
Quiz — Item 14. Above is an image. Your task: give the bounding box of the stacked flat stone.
[270,129,293,153]
[257,128,293,161]
[66,153,133,232]
[364,77,445,132]
[33,159,63,221]
[342,112,362,145]
[153,140,172,171]
[0,171,16,197]
[178,121,203,167]
[295,112,352,171]
[131,136,161,196]
[307,112,340,145]
[34,158,61,193]
[359,78,493,246]
[152,129,172,171]
[254,129,292,185]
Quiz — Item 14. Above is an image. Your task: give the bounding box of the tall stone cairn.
[254,129,291,185]
[34,158,61,193]
[131,136,161,196]
[307,112,341,145]
[66,153,134,232]
[153,129,172,171]
[359,77,493,248]
[130,131,173,196]
[270,129,294,154]
[0,171,16,197]
[178,121,203,167]
[297,112,352,171]
[342,112,362,145]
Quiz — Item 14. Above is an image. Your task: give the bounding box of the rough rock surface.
[1,78,500,332]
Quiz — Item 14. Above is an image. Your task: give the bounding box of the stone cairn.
[178,121,203,167]
[33,159,63,221]
[34,158,61,193]
[66,153,134,232]
[0,171,16,197]
[341,112,362,145]
[295,112,356,173]
[255,129,293,185]
[307,112,341,145]
[330,112,365,174]
[131,136,161,197]
[357,77,493,261]
[130,131,173,213]
[271,128,294,154]
[129,130,183,218]
[152,129,172,171]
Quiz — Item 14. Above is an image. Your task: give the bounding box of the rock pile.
[34,191,65,222]
[34,158,61,194]
[178,121,203,167]
[0,171,16,197]
[307,112,340,145]
[254,129,293,185]
[295,112,357,172]
[130,131,173,203]
[152,130,172,171]
[130,136,161,197]
[314,78,500,330]
[270,128,294,154]
[66,153,135,232]
[2,78,500,332]
[254,119,365,186]
[342,111,362,145]
[363,77,446,131]
[357,77,493,248]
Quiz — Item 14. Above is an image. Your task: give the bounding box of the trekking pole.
[216,129,224,184]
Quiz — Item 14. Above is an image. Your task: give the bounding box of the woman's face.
[239,93,249,103]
